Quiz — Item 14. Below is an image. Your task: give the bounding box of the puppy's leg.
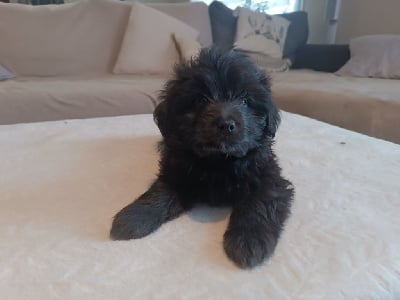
[223,182,293,269]
[110,179,184,240]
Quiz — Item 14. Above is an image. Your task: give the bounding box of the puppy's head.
[154,47,280,158]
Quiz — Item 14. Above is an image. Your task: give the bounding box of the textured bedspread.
[1,112,399,299]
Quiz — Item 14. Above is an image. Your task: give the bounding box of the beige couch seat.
[272,70,400,143]
[0,75,166,124]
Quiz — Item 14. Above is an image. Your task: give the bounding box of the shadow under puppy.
[110,48,294,269]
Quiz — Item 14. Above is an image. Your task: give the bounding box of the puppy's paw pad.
[223,229,277,269]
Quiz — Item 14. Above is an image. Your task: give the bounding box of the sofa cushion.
[336,35,400,79]
[0,0,131,76]
[149,2,213,47]
[172,34,202,62]
[113,2,199,75]
[0,75,166,124]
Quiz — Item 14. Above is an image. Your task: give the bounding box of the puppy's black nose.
[218,119,236,134]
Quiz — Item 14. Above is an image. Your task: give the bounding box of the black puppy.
[110,48,294,269]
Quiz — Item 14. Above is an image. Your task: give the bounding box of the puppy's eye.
[241,98,248,106]
[199,98,208,104]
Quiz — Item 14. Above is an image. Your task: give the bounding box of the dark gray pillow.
[208,1,237,49]
[208,1,309,63]
[279,11,309,63]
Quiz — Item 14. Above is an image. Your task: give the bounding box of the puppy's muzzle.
[210,103,243,137]
[217,118,237,135]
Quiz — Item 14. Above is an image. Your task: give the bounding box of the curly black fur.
[110,48,294,269]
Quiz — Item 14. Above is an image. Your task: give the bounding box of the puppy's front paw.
[223,228,278,269]
[110,202,163,240]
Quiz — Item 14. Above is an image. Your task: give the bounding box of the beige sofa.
[0,0,212,123]
[1,0,399,144]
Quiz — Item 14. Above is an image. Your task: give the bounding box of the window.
[203,0,301,14]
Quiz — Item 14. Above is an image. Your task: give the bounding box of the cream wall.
[336,0,400,43]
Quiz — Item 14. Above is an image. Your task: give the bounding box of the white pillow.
[113,2,199,75]
[336,35,400,79]
[233,7,290,59]
[172,33,202,61]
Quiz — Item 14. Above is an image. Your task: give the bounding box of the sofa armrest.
[292,44,350,72]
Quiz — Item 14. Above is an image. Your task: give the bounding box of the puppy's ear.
[258,71,281,138]
[153,100,169,137]
[266,102,281,138]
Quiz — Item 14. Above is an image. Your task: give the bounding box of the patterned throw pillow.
[233,7,291,72]
[209,1,309,66]
[234,7,290,58]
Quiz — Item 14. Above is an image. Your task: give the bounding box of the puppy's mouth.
[196,142,248,158]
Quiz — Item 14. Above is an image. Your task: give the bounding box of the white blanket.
[1,112,399,299]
